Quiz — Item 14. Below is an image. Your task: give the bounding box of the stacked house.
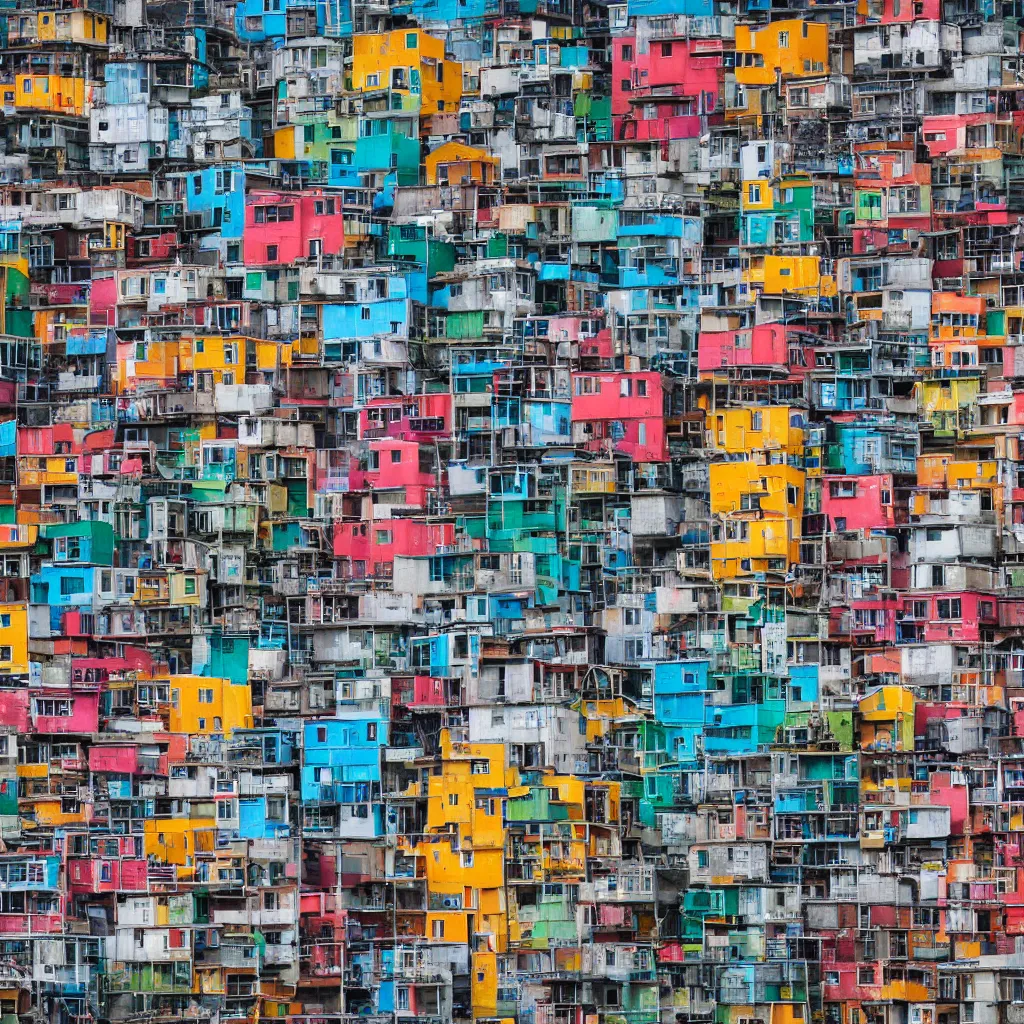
[2,1,1024,1024]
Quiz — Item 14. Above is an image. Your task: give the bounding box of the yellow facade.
[16,455,79,489]
[14,75,89,117]
[708,407,804,455]
[192,335,244,385]
[762,255,837,297]
[166,674,254,737]
[351,30,463,115]
[37,10,109,44]
[144,815,217,865]
[425,141,499,186]
[116,339,182,393]
[411,732,516,956]
[709,461,804,578]
[735,19,829,85]
[858,685,915,752]
[0,603,30,677]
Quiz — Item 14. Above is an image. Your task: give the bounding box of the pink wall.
[571,372,667,461]
[34,691,100,735]
[244,191,345,265]
[698,324,790,371]
[878,0,940,19]
[349,439,439,504]
[18,424,78,456]
[903,591,997,643]
[359,394,452,441]
[89,275,117,327]
[0,690,28,731]
[927,770,969,835]
[88,745,140,774]
[68,857,148,894]
[332,519,454,562]
[612,35,721,140]
[822,474,895,532]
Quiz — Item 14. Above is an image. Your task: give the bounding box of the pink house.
[348,439,440,507]
[391,675,448,708]
[68,836,148,894]
[359,394,452,441]
[612,35,721,141]
[244,189,345,266]
[0,689,29,731]
[18,423,79,457]
[332,519,455,573]
[31,690,100,734]
[876,0,939,19]
[88,744,140,774]
[901,591,998,643]
[822,474,897,532]
[571,371,667,461]
[697,324,791,372]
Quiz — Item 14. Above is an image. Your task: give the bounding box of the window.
[937,598,961,620]
[35,699,73,717]
[266,244,278,261]
[198,688,214,704]
[367,723,377,741]
[661,42,672,56]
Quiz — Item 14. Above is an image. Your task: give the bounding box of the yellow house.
[115,338,183,393]
[351,29,462,115]
[418,732,516,959]
[29,795,93,828]
[166,674,254,737]
[16,455,79,490]
[735,19,829,85]
[858,685,915,752]
[192,335,245,387]
[15,75,90,117]
[425,141,499,186]
[168,571,206,606]
[762,255,837,298]
[915,376,981,438]
[710,461,804,578]
[38,9,109,44]
[144,814,217,865]
[916,454,1000,512]
[0,603,30,678]
[707,406,805,455]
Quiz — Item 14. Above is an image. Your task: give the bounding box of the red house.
[348,439,440,507]
[612,34,722,142]
[244,189,345,266]
[571,371,667,461]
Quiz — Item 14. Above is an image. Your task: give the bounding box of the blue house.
[301,715,388,836]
